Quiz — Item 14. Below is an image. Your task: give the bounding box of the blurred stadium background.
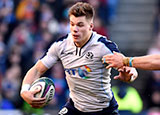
[0,0,159,115]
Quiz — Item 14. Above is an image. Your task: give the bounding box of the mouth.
[72,34,79,39]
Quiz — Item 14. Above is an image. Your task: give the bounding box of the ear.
[89,23,94,30]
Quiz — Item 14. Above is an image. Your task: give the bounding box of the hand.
[114,66,138,82]
[20,88,46,108]
[102,52,125,69]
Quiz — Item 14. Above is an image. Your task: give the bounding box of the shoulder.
[49,34,70,48]
[93,32,120,53]
[55,34,69,42]
[46,34,69,53]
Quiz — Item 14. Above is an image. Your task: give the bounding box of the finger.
[31,89,41,95]
[129,68,138,82]
[130,68,138,76]
[105,60,113,64]
[31,104,45,108]
[123,66,126,72]
[113,51,118,55]
[123,66,130,74]
[125,67,132,73]
[30,99,46,105]
[106,64,113,69]
[102,57,112,63]
[32,97,46,102]
[114,75,124,81]
[130,75,136,82]
[113,51,120,56]
[130,73,134,77]
[31,106,41,109]
[124,66,130,72]
[28,97,46,105]
[32,99,46,103]
[113,75,120,80]
[31,98,46,104]
[31,103,46,107]
[118,67,124,72]
[31,100,46,105]
[103,57,106,63]
[126,69,130,73]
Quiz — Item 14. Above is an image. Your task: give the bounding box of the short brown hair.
[68,2,95,20]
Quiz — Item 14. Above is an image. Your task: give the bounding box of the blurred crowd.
[1,0,160,115]
[142,0,160,114]
[112,1,160,114]
[2,0,160,115]
[0,0,119,114]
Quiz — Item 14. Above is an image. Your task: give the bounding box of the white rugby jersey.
[41,31,120,112]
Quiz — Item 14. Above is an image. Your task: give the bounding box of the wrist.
[123,57,134,67]
[123,57,130,66]
[20,84,31,94]
[129,57,134,67]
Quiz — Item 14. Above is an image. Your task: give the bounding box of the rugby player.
[20,2,138,115]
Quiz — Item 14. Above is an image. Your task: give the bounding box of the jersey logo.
[65,65,92,79]
[61,50,73,55]
[85,52,94,59]
[78,65,91,79]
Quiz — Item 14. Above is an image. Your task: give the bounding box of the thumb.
[118,68,124,72]
[113,51,119,55]
[106,64,113,69]
[113,51,125,58]
[114,75,120,80]
[31,86,41,94]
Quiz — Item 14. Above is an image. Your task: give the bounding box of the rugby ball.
[29,77,55,104]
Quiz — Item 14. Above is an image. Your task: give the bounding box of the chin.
[73,40,81,46]
[73,39,79,43]
[73,37,79,42]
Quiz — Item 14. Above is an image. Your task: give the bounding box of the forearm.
[22,60,48,85]
[20,61,47,108]
[22,67,41,85]
[132,54,160,70]
[21,60,48,94]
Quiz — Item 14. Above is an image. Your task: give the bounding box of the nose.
[73,26,78,33]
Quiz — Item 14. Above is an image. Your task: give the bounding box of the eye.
[70,24,74,26]
[70,22,74,26]
[78,23,84,27]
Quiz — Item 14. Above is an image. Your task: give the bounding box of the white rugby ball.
[29,77,55,104]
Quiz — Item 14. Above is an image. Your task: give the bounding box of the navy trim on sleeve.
[98,37,120,53]
[56,34,68,42]
[40,34,68,60]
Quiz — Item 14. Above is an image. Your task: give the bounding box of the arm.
[20,60,48,108]
[103,52,160,70]
[131,54,160,70]
[22,60,48,85]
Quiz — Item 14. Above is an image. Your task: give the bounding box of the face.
[70,15,93,47]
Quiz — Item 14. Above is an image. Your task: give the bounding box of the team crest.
[85,52,94,59]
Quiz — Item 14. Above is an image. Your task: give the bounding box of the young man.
[103,51,160,70]
[20,2,138,115]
